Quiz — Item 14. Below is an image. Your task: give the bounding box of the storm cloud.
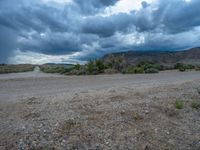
[0,0,200,64]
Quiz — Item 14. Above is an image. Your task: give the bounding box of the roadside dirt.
[0,70,200,149]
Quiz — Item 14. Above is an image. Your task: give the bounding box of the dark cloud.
[0,0,200,63]
[0,25,18,62]
[152,0,200,33]
[82,13,135,37]
[73,0,119,14]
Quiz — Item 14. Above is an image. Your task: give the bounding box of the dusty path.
[0,70,200,101]
[0,70,200,149]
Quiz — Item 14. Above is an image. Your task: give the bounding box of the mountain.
[103,47,200,65]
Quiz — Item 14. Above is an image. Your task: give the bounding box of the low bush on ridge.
[145,68,159,73]
[0,64,35,74]
[122,66,144,74]
[40,64,74,74]
[40,57,200,75]
[174,63,195,72]
[40,59,162,75]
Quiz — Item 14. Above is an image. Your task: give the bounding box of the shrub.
[197,88,200,94]
[174,63,182,69]
[0,64,34,74]
[104,68,118,74]
[145,68,159,74]
[40,66,64,73]
[191,101,200,109]
[175,63,195,72]
[175,100,183,109]
[134,67,145,74]
[74,63,81,70]
[179,67,186,72]
[87,61,95,74]
[195,66,200,71]
[103,55,127,71]
[95,60,105,73]
[40,65,74,74]
[137,60,154,67]
[136,60,160,73]
[125,67,136,74]
[124,66,144,74]
[185,64,195,70]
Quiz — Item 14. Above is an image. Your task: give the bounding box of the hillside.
[103,47,200,65]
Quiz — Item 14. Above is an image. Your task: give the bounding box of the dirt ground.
[0,70,200,150]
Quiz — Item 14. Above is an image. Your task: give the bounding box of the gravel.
[0,70,200,149]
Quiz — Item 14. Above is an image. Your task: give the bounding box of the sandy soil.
[0,70,200,149]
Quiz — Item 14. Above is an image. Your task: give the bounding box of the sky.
[0,0,200,64]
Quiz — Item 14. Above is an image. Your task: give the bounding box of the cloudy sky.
[0,0,200,64]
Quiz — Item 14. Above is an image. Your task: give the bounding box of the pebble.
[22,125,26,130]
[145,110,149,114]
[62,139,66,143]
[154,128,158,134]
[19,139,25,150]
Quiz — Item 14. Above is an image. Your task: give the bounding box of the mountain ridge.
[103,47,200,65]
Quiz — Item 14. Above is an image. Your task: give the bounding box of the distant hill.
[103,47,200,65]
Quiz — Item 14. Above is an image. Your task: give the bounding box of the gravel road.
[0,70,200,149]
[0,70,200,101]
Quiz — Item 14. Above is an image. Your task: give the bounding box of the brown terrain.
[0,69,200,149]
[103,47,200,65]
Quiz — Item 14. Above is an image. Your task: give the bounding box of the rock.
[22,125,26,130]
[19,139,26,150]
[145,110,149,114]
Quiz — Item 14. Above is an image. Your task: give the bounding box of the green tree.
[74,63,81,70]
[87,61,95,74]
[95,60,105,73]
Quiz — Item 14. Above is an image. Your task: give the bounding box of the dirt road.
[0,70,200,149]
[0,70,200,101]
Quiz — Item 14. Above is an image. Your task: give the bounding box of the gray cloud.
[0,0,200,63]
[73,0,119,14]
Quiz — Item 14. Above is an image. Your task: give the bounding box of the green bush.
[134,67,145,74]
[136,60,160,73]
[40,65,73,74]
[87,61,94,74]
[175,100,183,109]
[95,60,105,73]
[197,88,200,94]
[83,60,105,75]
[186,64,195,70]
[145,68,159,74]
[175,63,195,72]
[74,63,81,70]
[124,66,144,74]
[191,101,200,109]
[127,67,135,74]
[174,63,184,69]
[66,66,87,75]
[195,66,200,71]
[179,67,186,72]
[0,64,34,74]
[103,55,127,71]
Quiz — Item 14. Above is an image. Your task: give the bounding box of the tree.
[74,63,81,70]
[95,60,105,73]
[87,61,95,74]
